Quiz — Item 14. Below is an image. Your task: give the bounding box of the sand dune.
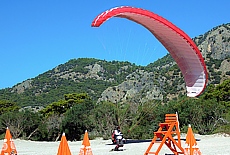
[1,134,230,155]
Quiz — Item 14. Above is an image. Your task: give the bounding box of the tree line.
[0,79,229,141]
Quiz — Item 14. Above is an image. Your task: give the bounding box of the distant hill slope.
[0,23,229,107]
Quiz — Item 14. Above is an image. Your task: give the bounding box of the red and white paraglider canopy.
[92,6,208,97]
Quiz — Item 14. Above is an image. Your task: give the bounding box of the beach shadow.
[106,139,152,145]
[106,138,200,145]
[177,138,201,141]
[109,148,127,151]
[126,139,152,144]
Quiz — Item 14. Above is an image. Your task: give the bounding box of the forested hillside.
[0,23,229,141]
[0,24,229,107]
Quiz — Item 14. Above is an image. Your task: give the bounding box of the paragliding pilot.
[111,126,125,151]
[114,126,121,136]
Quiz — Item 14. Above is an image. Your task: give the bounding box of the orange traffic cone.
[57,133,72,155]
[184,124,202,155]
[79,130,93,155]
[1,127,17,155]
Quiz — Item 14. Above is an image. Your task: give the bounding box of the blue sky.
[0,0,229,89]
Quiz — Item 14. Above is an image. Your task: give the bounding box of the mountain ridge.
[0,23,229,107]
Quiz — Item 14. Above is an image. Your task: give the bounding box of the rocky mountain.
[99,23,230,104]
[194,23,230,84]
[0,23,229,107]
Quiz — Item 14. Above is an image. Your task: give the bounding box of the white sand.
[1,134,230,155]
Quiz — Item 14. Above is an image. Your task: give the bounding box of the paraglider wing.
[91,6,208,97]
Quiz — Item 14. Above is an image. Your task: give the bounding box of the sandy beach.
[1,133,230,155]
